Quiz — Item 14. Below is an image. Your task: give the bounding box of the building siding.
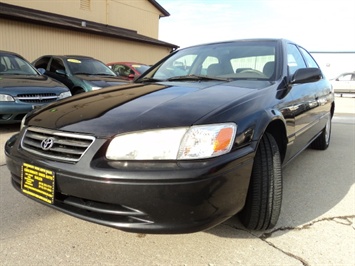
[0,0,162,39]
[0,19,170,64]
[0,0,174,65]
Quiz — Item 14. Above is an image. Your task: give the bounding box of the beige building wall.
[0,18,171,64]
[0,0,162,38]
[106,0,161,38]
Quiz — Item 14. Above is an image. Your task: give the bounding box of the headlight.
[58,91,72,99]
[106,123,237,160]
[91,86,102,91]
[0,94,15,102]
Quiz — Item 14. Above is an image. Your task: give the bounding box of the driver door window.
[287,44,306,76]
[49,58,65,73]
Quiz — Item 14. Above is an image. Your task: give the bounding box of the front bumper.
[5,132,254,234]
[0,101,48,124]
[0,102,33,124]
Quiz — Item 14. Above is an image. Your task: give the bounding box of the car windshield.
[0,53,39,76]
[141,40,277,82]
[133,64,150,74]
[67,58,117,76]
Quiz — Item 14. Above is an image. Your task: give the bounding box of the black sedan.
[0,50,71,124]
[5,39,334,233]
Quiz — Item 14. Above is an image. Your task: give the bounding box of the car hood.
[0,75,67,92]
[26,80,271,137]
[75,75,127,87]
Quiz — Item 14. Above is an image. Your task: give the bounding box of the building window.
[80,0,91,11]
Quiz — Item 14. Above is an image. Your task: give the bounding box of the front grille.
[17,93,58,103]
[21,127,95,163]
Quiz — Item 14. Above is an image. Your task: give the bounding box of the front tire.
[239,133,282,230]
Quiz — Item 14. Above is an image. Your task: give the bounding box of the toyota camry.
[5,39,334,234]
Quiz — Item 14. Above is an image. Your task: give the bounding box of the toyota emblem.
[41,137,55,150]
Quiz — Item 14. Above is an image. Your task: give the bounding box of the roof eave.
[0,2,178,49]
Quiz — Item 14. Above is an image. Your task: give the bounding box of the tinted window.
[287,44,306,76]
[133,64,150,74]
[67,58,116,76]
[299,47,319,68]
[33,57,50,70]
[50,58,65,72]
[150,41,277,81]
[338,73,352,81]
[0,54,38,75]
[113,64,132,76]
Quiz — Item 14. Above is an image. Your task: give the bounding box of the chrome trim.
[21,127,96,163]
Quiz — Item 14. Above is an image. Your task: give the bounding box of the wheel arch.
[264,119,288,163]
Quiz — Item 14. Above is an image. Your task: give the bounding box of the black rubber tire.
[310,115,331,150]
[239,133,282,230]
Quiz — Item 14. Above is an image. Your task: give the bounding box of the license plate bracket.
[21,163,55,204]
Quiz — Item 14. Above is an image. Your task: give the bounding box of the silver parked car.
[330,72,355,96]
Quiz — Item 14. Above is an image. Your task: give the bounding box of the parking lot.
[0,96,354,265]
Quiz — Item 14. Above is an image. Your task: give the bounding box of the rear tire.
[239,133,282,230]
[310,115,331,150]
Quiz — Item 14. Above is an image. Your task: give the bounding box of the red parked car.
[107,62,150,80]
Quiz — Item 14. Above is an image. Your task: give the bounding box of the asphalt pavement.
[0,95,354,266]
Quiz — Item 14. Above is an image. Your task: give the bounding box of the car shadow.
[0,124,21,165]
[0,123,20,133]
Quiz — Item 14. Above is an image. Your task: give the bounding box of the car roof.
[0,50,27,59]
[38,55,95,60]
[181,38,289,49]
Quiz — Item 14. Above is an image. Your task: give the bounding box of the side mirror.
[56,69,66,76]
[37,68,46,75]
[291,68,322,84]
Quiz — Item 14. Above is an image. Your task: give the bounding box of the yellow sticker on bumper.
[21,163,55,204]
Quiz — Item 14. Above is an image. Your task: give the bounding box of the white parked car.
[330,72,355,96]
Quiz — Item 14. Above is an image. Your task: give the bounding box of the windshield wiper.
[166,75,230,82]
[94,73,116,76]
[137,77,163,83]
[73,72,92,75]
